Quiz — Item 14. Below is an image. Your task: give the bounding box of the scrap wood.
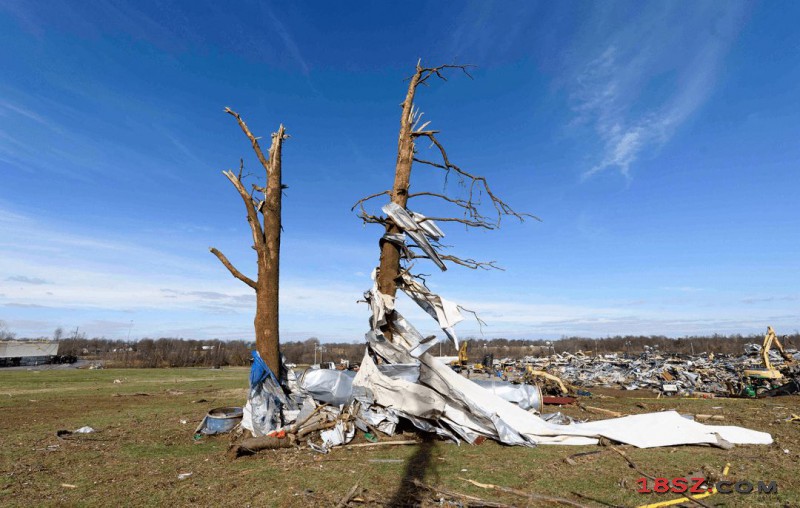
[563,449,605,465]
[228,434,295,458]
[460,478,587,507]
[284,403,327,433]
[569,491,623,508]
[411,479,514,508]
[335,482,360,508]
[693,414,724,421]
[297,420,338,438]
[609,446,656,481]
[338,439,418,449]
[578,403,623,418]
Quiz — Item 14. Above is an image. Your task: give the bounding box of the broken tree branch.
[415,133,539,227]
[412,479,513,508]
[208,248,257,290]
[351,190,391,211]
[406,251,502,271]
[222,169,265,252]
[417,216,496,230]
[414,63,476,87]
[335,483,361,508]
[225,107,271,176]
[460,478,587,508]
[608,446,656,482]
[408,191,481,217]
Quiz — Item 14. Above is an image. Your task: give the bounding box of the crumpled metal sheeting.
[472,379,543,412]
[382,202,446,270]
[353,403,400,435]
[320,420,356,448]
[353,199,774,446]
[398,272,464,349]
[298,368,356,407]
[353,353,446,420]
[364,272,432,358]
[354,348,490,444]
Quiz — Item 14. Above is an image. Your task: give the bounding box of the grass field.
[0,367,797,507]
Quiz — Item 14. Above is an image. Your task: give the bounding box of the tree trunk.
[256,125,286,375]
[376,71,421,340]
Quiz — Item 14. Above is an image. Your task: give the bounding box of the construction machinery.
[743,326,795,380]
[473,353,495,375]
[449,341,469,372]
[737,326,798,397]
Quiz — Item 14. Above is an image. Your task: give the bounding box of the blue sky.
[1,1,798,342]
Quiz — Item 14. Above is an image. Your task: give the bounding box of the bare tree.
[210,108,288,374]
[354,61,537,340]
[0,320,14,340]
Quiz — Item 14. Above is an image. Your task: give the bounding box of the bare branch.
[359,212,387,226]
[222,170,265,252]
[440,254,502,271]
[209,247,257,290]
[417,216,495,230]
[415,63,476,87]
[408,191,483,221]
[225,107,271,174]
[458,305,487,333]
[415,133,540,227]
[350,190,390,212]
[405,250,503,271]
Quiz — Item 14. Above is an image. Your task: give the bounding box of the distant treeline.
[36,331,796,368]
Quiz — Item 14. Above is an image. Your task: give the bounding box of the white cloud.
[570,5,750,179]
[0,204,368,338]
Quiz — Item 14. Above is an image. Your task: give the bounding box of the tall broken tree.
[354,61,537,343]
[210,108,288,375]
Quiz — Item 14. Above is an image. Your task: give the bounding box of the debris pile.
[227,205,773,453]
[506,345,799,396]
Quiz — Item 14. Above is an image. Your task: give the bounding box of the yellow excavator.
[743,326,795,380]
[737,326,798,397]
[449,341,469,372]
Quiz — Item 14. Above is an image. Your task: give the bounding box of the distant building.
[0,340,60,367]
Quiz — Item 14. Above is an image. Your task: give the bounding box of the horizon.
[1,2,798,342]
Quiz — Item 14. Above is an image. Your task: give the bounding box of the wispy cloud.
[662,286,705,293]
[0,100,61,132]
[6,276,50,285]
[569,4,750,179]
[264,7,310,76]
[741,295,798,305]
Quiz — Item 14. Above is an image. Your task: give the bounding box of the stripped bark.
[210,108,288,374]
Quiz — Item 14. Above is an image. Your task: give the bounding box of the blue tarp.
[249,350,280,389]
